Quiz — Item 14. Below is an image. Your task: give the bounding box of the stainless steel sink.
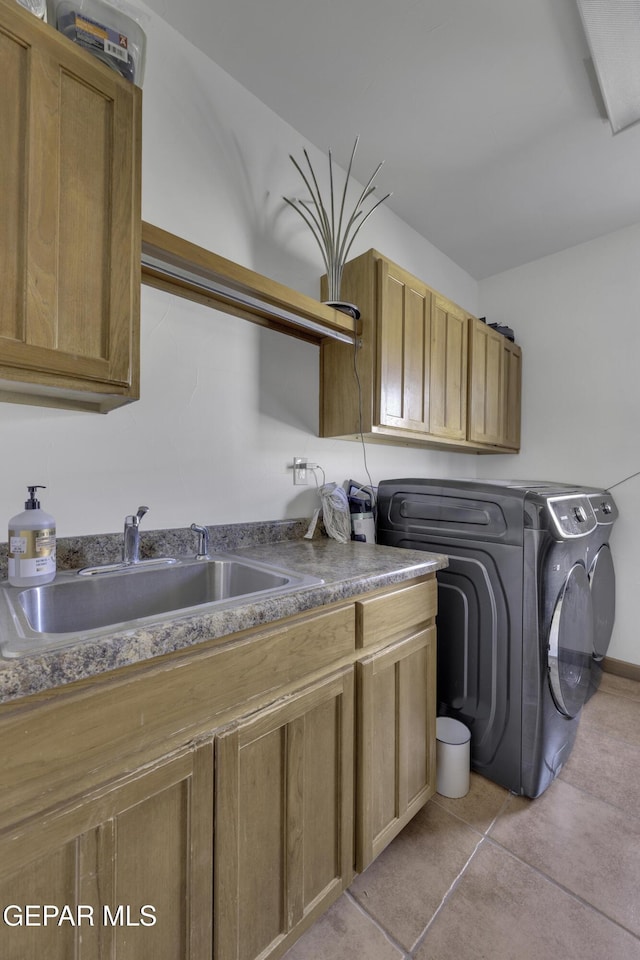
[0,554,323,658]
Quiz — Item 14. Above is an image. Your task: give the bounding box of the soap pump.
[8,485,57,587]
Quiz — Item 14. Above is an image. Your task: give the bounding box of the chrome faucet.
[190,523,210,559]
[77,505,178,575]
[123,505,149,564]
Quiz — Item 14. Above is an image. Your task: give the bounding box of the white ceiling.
[143,0,640,280]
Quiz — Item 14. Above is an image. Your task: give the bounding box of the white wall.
[0,5,479,541]
[479,222,640,666]
[2,7,637,667]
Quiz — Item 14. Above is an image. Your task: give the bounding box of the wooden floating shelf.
[141,222,357,345]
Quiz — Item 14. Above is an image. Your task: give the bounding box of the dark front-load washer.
[376,478,601,798]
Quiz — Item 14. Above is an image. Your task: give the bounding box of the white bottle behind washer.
[8,485,56,587]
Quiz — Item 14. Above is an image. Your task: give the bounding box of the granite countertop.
[0,520,447,706]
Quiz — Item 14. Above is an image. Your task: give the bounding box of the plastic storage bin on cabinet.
[436,717,471,798]
[16,0,47,19]
[51,0,147,85]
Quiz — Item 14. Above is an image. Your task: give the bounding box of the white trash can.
[436,717,471,798]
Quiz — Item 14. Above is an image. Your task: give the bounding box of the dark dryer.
[376,478,616,798]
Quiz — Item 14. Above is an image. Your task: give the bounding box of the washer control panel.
[546,495,597,538]
[588,493,619,525]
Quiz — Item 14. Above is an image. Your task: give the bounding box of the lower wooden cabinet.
[356,627,437,871]
[214,667,354,960]
[0,741,214,960]
[0,574,439,960]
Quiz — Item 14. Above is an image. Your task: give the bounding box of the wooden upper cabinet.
[320,249,522,452]
[468,317,504,445]
[468,317,522,449]
[0,0,141,412]
[429,294,468,440]
[502,338,522,450]
[377,258,431,432]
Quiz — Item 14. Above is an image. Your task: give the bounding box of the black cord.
[352,335,376,512]
[608,469,640,490]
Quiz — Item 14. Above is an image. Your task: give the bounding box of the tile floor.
[284,673,640,960]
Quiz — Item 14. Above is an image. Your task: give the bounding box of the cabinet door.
[215,668,354,960]
[0,741,213,960]
[429,295,468,439]
[376,258,432,432]
[357,627,436,872]
[501,339,522,449]
[468,317,504,445]
[0,1,140,410]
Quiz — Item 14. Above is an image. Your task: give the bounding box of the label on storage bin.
[8,527,56,579]
[59,12,129,63]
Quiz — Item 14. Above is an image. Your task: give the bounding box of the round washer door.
[589,544,616,660]
[548,563,594,718]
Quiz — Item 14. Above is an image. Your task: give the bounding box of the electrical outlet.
[293,457,308,485]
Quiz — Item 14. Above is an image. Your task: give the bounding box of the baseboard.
[602,656,640,683]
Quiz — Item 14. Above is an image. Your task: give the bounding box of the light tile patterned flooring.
[284,673,640,960]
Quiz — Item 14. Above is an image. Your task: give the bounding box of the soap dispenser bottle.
[8,485,57,587]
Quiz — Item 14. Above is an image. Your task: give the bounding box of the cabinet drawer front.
[356,577,437,648]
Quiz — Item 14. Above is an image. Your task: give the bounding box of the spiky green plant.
[283,137,391,302]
